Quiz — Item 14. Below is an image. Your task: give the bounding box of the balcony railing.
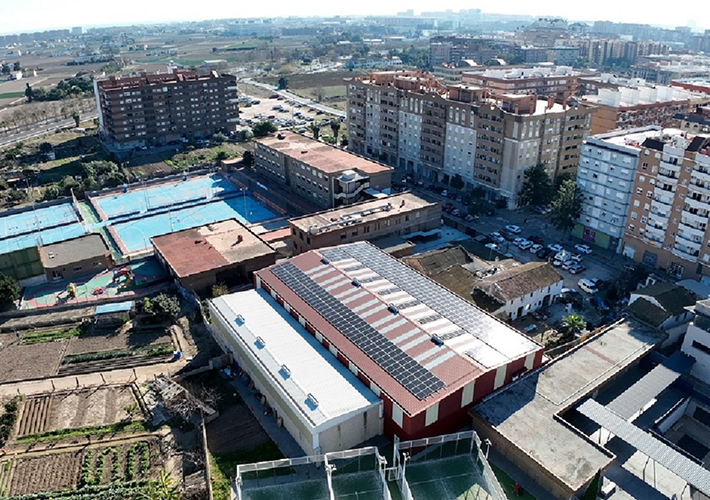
[672,246,699,263]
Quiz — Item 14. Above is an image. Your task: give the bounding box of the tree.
[145,294,180,322]
[450,174,465,191]
[241,150,254,167]
[561,314,586,337]
[215,150,230,162]
[251,120,277,137]
[518,163,553,208]
[72,112,80,128]
[550,178,583,232]
[329,120,340,142]
[554,171,574,191]
[211,283,229,298]
[138,471,180,500]
[581,470,601,500]
[39,141,53,153]
[24,83,33,103]
[0,273,20,309]
[277,76,289,90]
[308,121,321,140]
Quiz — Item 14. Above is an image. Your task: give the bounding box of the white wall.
[682,323,710,382]
[500,280,564,320]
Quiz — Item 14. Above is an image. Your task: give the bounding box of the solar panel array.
[270,261,445,400]
[321,244,537,363]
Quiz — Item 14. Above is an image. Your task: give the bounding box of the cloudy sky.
[0,0,707,35]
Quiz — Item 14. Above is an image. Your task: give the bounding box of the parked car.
[570,253,584,263]
[534,205,551,214]
[528,235,544,245]
[561,260,576,271]
[578,278,598,294]
[548,243,564,253]
[505,224,522,234]
[536,247,554,259]
[552,258,564,267]
[530,244,543,253]
[519,240,534,250]
[485,243,499,250]
[441,189,449,197]
[499,229,515,241]
[464,214,476,222]
[575,244,593,254]
[568,264,586,274]
[523,324,538,333]
[588,277,604,288]
[491,232,505,244]
[513,237,525,246]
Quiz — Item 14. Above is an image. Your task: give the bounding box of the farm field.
[16,385,143,437]
[0,322,175,383]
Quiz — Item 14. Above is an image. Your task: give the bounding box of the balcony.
[644,224,666,240]
[691,168,710,184]
[689,182,710,197]
[682,210,708,225]
[676,231,702,249]
[684,195,710,210]
[679,220,707,238]
[672,246,699,263]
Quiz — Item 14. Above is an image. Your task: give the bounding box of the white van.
[578,278,598,294]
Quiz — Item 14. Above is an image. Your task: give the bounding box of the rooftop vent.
[431,335,444,346]
[306,393,319,408]
[255,336,266,348]
[321,257,330,265]
[301,150,308,154]
[277,133,285,140]
[280,364,291,378]
[351,278,361,288]
[235,314,244,325]
[387,303,399,315]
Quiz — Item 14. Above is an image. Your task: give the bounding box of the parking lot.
[236,93,342,134]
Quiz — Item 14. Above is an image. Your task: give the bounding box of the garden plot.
[4,438,157,497]
[0,340,66,383]
[16,385,143,438]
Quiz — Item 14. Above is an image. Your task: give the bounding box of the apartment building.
[253,131,392,210]
[575,127,664,251]
[288,192,441,254]
[582,85,702,135]
[461,66,585,102]
[347,71,593,207]
[429,36,512,67]
[94,68,238,150]
[620,129,710,279]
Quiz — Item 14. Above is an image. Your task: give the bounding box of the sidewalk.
[0,359,186,397]
[227,371,305,459]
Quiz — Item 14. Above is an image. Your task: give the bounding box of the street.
[0,113,98,149]
[241,78,346,118]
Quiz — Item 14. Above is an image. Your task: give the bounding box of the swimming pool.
[93,174,237,219]
[111,193,278,253]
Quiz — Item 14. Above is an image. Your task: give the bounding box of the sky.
[0,0,708,35]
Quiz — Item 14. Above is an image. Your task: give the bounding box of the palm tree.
[308,121,321,141]
[330,121,340,142]
[138,471,180,500]
[562,313,586,337]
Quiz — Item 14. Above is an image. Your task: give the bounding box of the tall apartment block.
[94,68,238,150]
[461,66,586,102]
[575,127,664,252]
[253,131,392,210]
[346,71,594,207]
[620,129,710,279]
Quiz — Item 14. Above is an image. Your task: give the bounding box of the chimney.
[400,199,406,207]
[547,97,554,110]
[237,235,243,243]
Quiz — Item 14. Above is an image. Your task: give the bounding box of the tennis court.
[92,174,237,219]
[0,201,85,255]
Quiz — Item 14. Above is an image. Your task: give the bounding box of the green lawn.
[0,91,24,100]
[490,463,536,500]
[210,440,283,500]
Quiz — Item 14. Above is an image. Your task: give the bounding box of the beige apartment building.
[347,71,593,207]
[461,66,586,102]
[288,192,441,254]
[621,129,710,279]
[253,131,392,210]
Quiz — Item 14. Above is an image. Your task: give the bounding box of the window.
[392,404,404,427]
[630,212,637,220]
[628,224,635,232]
[692,340,710,356]
[73,266,83,272]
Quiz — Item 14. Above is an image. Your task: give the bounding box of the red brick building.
[254,242,544,441]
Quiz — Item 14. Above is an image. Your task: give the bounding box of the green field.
[0,92,24,99]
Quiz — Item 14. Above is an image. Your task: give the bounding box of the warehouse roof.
[256,242,541,416]
[210,289,380,430]
[151,219,275,278]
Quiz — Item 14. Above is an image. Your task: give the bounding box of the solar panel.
[327,243,538,365]
[271,262,445,400]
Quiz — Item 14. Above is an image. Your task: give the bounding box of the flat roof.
[472,319,663,492]
[289,193,437,234]
[255,132,392,175]
[39,233,108,269]
[151,219,275,278]
[257,242,541,416]
[210,289,380,430]
[590,126,672,150]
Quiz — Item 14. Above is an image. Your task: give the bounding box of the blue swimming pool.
[93,174,237,219]
[111,193,278,253]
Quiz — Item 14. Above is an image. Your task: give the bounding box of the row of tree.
[25,77,95,103]
[518,163,583,233]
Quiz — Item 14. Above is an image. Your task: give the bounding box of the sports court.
[237,448,388,500]
[396,432,505,500]
[0,202,85,255]
[87,173,282,255]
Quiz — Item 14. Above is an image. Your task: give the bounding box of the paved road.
[0,113,98,149]
[242,78,346,118]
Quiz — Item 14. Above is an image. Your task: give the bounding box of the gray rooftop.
[38,233,109,269]
[578,399,710,495]
[472,319,663,492]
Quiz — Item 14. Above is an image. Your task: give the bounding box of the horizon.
[0,2,708,37]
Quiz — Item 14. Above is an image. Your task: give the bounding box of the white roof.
[210,289,380,431]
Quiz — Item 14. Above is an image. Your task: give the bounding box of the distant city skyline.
[0,0,708,36]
